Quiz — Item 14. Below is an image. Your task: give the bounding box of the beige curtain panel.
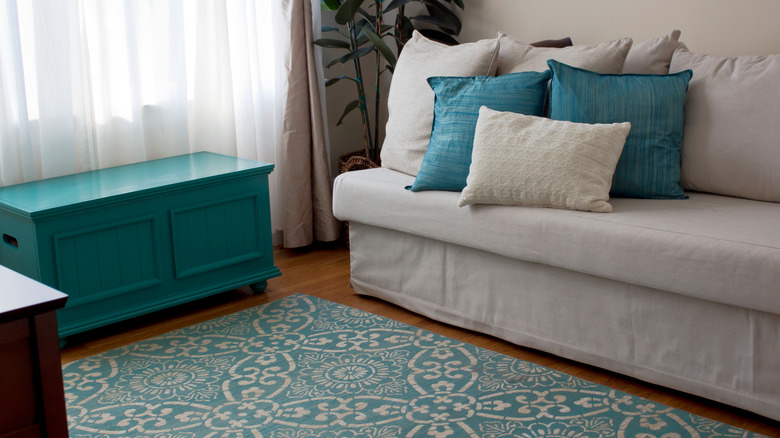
[281,0,340,248]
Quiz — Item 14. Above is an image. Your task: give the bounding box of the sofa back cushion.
[380,31,499,177]
[669,49,780,202]
[622,30,683,74]
[496,31,632,75]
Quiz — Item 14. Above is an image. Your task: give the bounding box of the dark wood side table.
[0,265,68,438]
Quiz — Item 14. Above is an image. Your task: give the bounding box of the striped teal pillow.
[548,59,692,199]
[408,71,551,192]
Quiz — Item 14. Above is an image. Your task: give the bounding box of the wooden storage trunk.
[0,152,280,339]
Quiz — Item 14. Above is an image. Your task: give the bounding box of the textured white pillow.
[380,31,499,176]
[669,48,780,202]
[459,107,631,213]
[496,32,633,75]
[623,30,683,74]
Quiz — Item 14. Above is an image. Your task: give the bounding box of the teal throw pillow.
[408,71,551,192]
[548,59,693,199]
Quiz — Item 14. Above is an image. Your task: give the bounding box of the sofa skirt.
[347,222,780,421]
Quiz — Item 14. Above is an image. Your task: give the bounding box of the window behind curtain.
[0,0,286,240]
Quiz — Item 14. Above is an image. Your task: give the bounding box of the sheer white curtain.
[0,0,287,241]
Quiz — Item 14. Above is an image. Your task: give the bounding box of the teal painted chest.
[0,152,280,339]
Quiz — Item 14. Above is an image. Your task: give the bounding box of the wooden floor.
[61,244,780,436]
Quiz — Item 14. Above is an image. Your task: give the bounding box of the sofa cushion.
[409,71,550,192]
[669,49,780,202]
[496,32,632,75]
[380,31,499,177]
[333,167,780,316]
[622,30,683,74]
[458,108,630,212]
[549,60,692,199]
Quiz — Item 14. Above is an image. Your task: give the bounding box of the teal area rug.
[63,294,765,437]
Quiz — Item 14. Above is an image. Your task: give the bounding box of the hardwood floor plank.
[60,244,780,436]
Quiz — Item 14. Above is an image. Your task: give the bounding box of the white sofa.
[332,33,780,421]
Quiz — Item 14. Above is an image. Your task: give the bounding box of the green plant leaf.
[325,75,357,87]
[409,15,457,34]
[325,45,375,68]
[356,7,373,22]
[337,99,361,125]
[321,25,340,32]
[417,28,458,45]
[351,45,376,59]
[435,0,464,9]
[355,33,370,47]
[384,0,416,12]
[354,18,372,41]
[353,19,371,46]
[322,0,341,10]
[395,15,414,45]
[421,0,462,34]
[325,57,342,69]
[335,0,364,24]
[363,28,397,68]
[314,38,351,49]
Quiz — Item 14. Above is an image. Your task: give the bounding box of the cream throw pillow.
[496,31,633,75]
[459,107,631,213]
[380,31,499,176]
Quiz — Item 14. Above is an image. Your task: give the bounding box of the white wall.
[322,1,780,173]
[458,0,780,56]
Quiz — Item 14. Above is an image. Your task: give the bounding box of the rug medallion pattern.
[63,294,765,437]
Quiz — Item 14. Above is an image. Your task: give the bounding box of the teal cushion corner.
[408,71,551,192]
[548,59,693,199]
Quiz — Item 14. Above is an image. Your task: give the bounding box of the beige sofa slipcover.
[332,34,780,421]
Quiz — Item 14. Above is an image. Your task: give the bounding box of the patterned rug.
[63,294,765,437]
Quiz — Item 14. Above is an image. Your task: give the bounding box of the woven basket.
[337,150,379,248]
[338,150,379,174]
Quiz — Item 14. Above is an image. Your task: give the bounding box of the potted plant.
[315,0,465,172]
